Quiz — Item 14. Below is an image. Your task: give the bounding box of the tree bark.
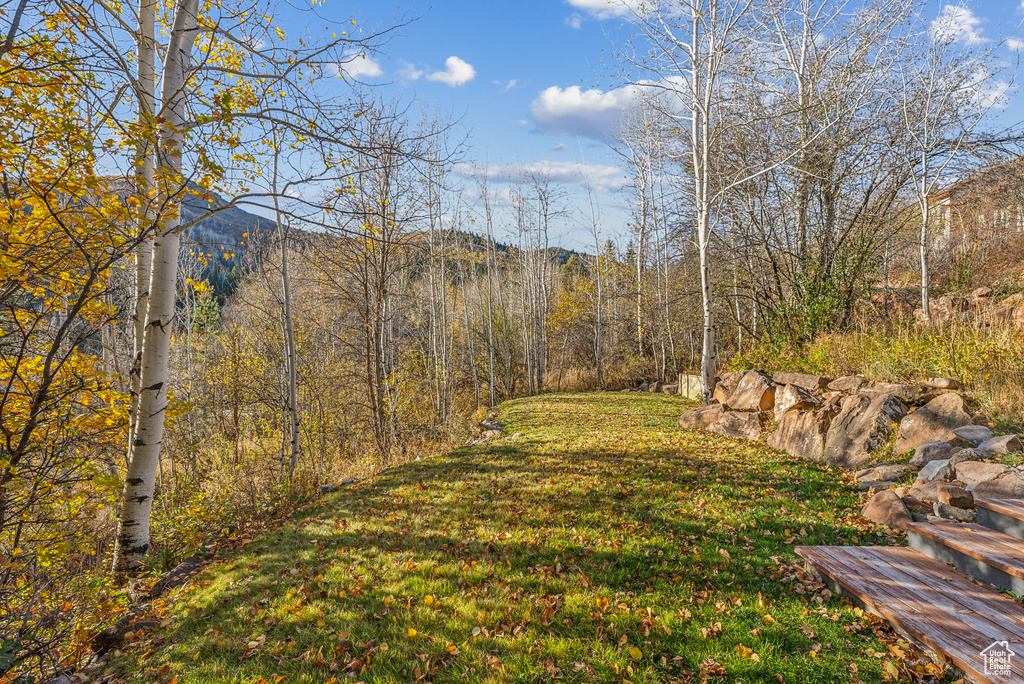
[113,0,199,578]
[128,0,156,453]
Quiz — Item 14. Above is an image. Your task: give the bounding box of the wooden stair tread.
[907,521,1024,580]
[977,498,1024,521]
[798,545,1024,682]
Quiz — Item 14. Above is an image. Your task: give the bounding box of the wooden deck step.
[907,521,1024,594]
[797,545,1024,683]
[977,499,1024,542]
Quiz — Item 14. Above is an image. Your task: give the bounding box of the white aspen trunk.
[128,0,156,452]
[693,4,717,404]
[113,0,198,577]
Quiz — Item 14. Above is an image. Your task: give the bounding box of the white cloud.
[398,61,424,81]
[336,52,382,79]
[453,160,628,193]
[530,84,640,140]
[551,143,568,152]
[493,78,518,91]
[427,56,476,87]
[566,13,583,29]
[566,0,640,20]
[970,73,1013,109]
[241,35,270,51]
[1008,38,1024,51]
[931,5,988,45]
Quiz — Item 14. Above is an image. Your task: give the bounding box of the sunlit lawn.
[97,392,957,683]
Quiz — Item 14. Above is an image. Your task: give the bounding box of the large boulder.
[821,392,845,412]
[712,371,744,402]
[893,393,972,455]
[926,377,961,390]
[771,371,829,391]
[719,370,745,384]
[823,393,907,469]
[954,461,1016,486]
[901,480,941,504]
[936,483,974,509]
[767,410,829,461]
[707,411,767,441]
[773,384,822,422]
[871,382,936,406]
[855,463,916,483]
[978,434,1023,456]
[828,375,865,393]
[678,404,725,429]
[915,459,952,484]
[949,447,984,468]
[902,496,933,514]
[966,470,1024,499]
[861,490,912,531]
[909,441,958,467]
[952,425,993,447]
[971,286,994,302]
[725,371,776,412]
[712,383,731,404]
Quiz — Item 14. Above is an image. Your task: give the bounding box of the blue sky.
[284,0,1024,249]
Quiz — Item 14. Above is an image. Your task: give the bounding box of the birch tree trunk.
[112,0,198,577]
[128,0,156,452]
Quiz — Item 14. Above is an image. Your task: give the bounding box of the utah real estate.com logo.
[981,640,1015,676]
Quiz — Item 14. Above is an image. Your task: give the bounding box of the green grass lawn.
[96,393,957,683]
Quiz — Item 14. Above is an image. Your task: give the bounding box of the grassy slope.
[97,393,954,684]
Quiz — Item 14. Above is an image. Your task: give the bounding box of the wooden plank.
[976,499,1024,521]
[803,546,985,671]
[852,546,1024,620]
[808,545,1024,654]
[977,501,1024,543]
[798,545,1024,683]
[978,499,1024,520]
[802,545,1024,683]
[908,527,1024,594]
[907,522,1024,581]
[857,546,1024,641]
